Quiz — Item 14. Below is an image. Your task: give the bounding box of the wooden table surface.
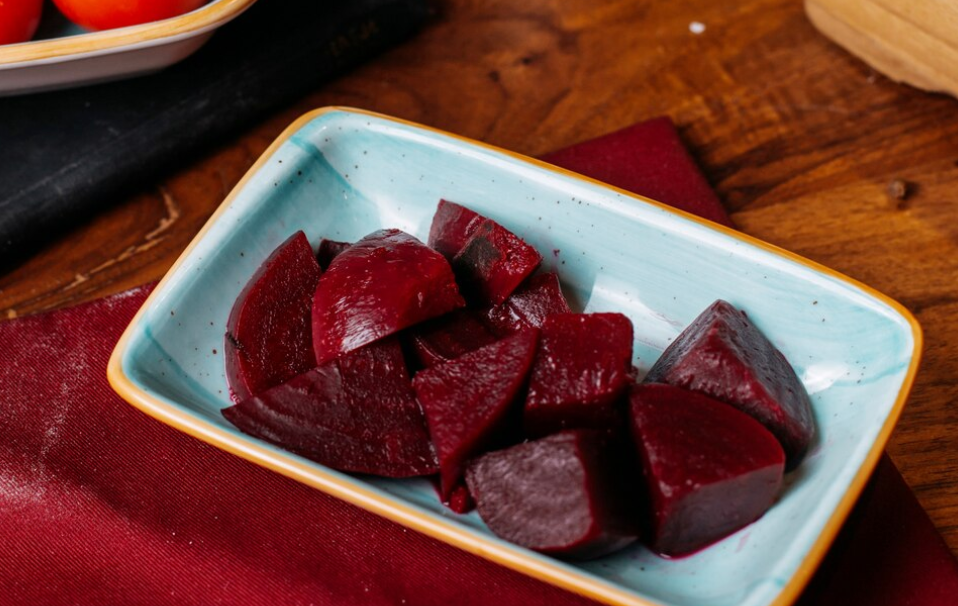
[2,0,956,555]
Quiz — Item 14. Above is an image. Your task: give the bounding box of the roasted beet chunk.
[413,329,539,499]
[465,430,641,559]
[317,238,351,270]
[452,219,542,305]
[225,231,322,402]
[630,383,785,556]
[644,300,815,467]
[223,338,438,477]
[312,229,465,366]
[524,313,633,437]
[408,309,498,369]
[428,199,484,260]
[483,272,572,336]
[446,482,476,514]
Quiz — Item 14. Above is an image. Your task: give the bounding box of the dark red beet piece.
[452,219,542,305]
[317,238,351,270]
[465,430,641,559]
[630,383,785,556]
[524,313,633,437]
[483,272,572,336]
[409,309,498,368]
[312,229,465,366]
[447,482,475,514]
[223,337,438,478]
[427,476,476,514]
[428,199,484,260]
[644,300,815,467]
[413,329,539,499]
[225,231,322,402]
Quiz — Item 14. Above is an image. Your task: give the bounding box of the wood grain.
[2,0,957,554]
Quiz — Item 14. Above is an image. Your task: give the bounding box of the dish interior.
[120,109,916,606]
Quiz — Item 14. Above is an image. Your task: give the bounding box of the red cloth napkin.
[541,117,734,229]
[1,119,956,606]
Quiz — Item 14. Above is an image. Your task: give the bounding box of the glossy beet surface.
[525,313,633,437]
[317,239,351,270]
[225,231,322,402]
[409,309,498,369]
[483,272,572,336]
[465,430,641,559]
[630,383,785,556]
[223,338,438,477]
[413,329,539,499]
[312,229,465,366]
[427,199,484,260]
[452,219,543,306]
[644,300,815,467]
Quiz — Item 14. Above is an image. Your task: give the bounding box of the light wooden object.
[806,0,958,97]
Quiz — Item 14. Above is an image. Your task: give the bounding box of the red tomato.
[0,0,44,45]
[51,0,207,31]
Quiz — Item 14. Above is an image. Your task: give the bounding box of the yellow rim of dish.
[107,106,924,606]
[0,0,256,65]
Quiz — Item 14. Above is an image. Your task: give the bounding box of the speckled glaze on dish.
[0,0,256,96]
[108,108,921,606]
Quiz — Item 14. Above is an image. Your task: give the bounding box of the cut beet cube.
[225,231,322,402]
[524,313,633,437]
[413,329,539,499]
[312,229,465,366]
[452,219,542,305]
[223,337,438,478]
[317,238,351,270]
[408,309,498,368]
[483,272,572,336]
[447,481,475,514]
[428,477,476,514]
[428,199,484,260]
[644,300,815,467]
[630,383,785,556]
[465,430,641,559]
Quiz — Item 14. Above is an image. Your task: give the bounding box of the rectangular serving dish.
[108,107,921,606]
[0,0,257,95]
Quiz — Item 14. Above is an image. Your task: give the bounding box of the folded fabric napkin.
[1,119,955,606]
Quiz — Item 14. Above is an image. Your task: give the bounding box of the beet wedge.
[223,337,437,477]
[483,272,572,336]
[465,430,641,559]
[452,219,543,306]
[413,328,539,500]
[312,229,465,366]
[428,199,484,260]
[524,313,633,437]
[630,383,785,556]
[225,231,322,402]
[408,309,498,369]
[644,300,815,467]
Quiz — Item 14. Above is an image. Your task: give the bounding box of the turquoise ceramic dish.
[108,107,921,606]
